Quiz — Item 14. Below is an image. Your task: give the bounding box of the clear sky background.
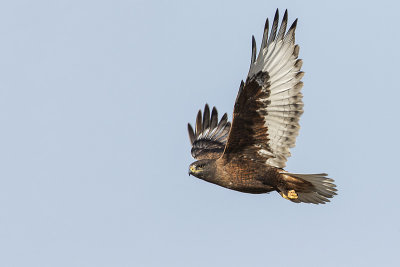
[1,0,399,266]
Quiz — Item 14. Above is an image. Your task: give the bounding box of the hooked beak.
[188,165,196,176]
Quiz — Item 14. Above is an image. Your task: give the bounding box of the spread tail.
[280,173,337,204]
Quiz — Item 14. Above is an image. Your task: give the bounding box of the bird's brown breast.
[213,158,278,194]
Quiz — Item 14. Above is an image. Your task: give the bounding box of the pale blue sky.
[1,0,399,266]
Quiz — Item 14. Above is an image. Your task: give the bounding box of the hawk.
[187,9,337,204]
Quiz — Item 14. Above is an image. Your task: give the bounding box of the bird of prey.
[187,9,337,204]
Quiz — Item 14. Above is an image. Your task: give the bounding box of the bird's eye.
[197,164,205,169]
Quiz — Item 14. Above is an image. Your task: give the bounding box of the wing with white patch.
[222,9,304,168]
[188,104,231,160]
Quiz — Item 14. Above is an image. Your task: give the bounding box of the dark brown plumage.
[187,9,337,204]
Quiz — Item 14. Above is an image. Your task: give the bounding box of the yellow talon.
[287,190,298,199]
[281,193,289,200]
[280,190,298,200]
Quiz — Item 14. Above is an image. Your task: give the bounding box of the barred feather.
[245,9,304,168]
[188,104,231,160]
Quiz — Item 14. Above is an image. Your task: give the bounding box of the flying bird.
[187,9,337,204]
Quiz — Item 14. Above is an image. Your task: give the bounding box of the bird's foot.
[280,189,298,200]
[287,190,298,199]
[281,192,289,200]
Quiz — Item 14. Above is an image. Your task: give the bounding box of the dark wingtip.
[268,9,280,44]
[251,35,256,64]
[237,80,245,98]
[293,44,300,57]
[204,103,210,118]
[283,9,288,21]
[203,104,210,131]
[260,18,269,51]
[188,123,195,144]
[195,109,202,135]
[273,9,279,24]
[264,18,269,32]
[220,113,228,122]
[289,18,298,31]
[209,106,219,130]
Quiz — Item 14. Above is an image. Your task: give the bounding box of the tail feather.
[283,173,337,204]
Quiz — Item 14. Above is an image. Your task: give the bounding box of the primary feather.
[188,104,231,160]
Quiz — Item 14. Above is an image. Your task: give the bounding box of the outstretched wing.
[188,104,231,160]
[222,9,304,168]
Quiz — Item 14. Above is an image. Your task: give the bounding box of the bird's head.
[188,159,216,180]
